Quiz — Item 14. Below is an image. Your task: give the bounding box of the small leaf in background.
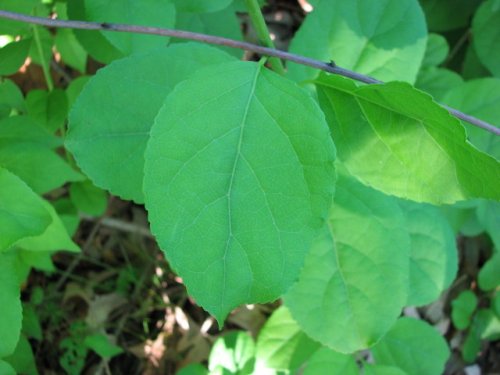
[0,252,22,358]
[419,0,482,31]
[3,335,38,375]
[16,200,80,253]
[316,74,500,204]
[462,44,491,80]
[462,308,500,362]
[472,0,500,77]
[255,306,320,373]
[476,200,500,250]
[442,78,500,159]
[302,347,358,375]
[59,336,87,375]
[22,304,42,340]
[26,89,69,133]
[0,360,15,375]
[284,171,409,353]
[0,39,31,76]
[372,317,449,375]
[83,333,123,359]
[287,0,427,84]
[421,33,449,68]
[83,0,175,55]
[172,0,232,13]
[0,0,38,35]
[401,200,458,306]
[144,61,336,323]
[70,180,108,216]
[66,0,124,64]
[173,6,244,58]
[451,290,478,330]
[177,363,209,375]
[0,116,62,148]
[67,43,235,203]
[0,79,25,119]
[209,332,255,374]
[28,27,53,67]
[478,252,500,291]
[0,167,51,251]
[55,28,87,73]
[415,67,463,102]
[52,198,80,237]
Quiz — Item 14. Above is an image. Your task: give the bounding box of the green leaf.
[16,200,80,253]
[0,79,25,119]
[401,200,458,306]
[462,45,490,80]
[415,67,463,102]
[52,198,80,237]
[22,304,42,340]
[209,332,255,374]
[83,333,123,359]
[493,292,500,318]
[476,200,500,250]
[177,364,209,375]
[67,0,124,64]
[419,0,482,31]
[364,365,407,375]
[478,252,500,291]
[442,78,500,159]
[173,7,243,58]
[451,290,478,330]
[422,33,449,68]
[255,306,320,372]
[0,0,38,35]
[284,171,409,353]
[0,360,15,375]
[0,116,62,149]
[66,76,90,109]
[472,0,500,77]
[302,348,358,375]
[0,142,84,194]
[28,27,53,67]
[3,335,38,375]
[26,89,68,133]
[172,0,232,13]
[463,309,500,362]
[67,43,235,203]
[287,0,427,84]
[143,61,336,322]
[0,40,31,76]
[0,167,51,252]
[316,74,500,204]
[70,180,108,216]
[84,0,176,55]
[0,252,22,358]
[55,28,87,73]
[372,317,449,375]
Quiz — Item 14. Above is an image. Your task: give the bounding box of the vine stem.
[244,0,286,75]
[32,23,54,91]
[0,9,498,136]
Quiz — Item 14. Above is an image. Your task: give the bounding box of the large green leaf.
[302,348,358,375]
[143,61,336,323]
[287,0,427,84]
[284,171,409,353]
[0,252,22,358]
[472,0,500,77]
[67,43,235,203]
[372,317,449,375]
[16,200,80,253]
[172,0,232,13]
[442,78,500,159]
[400,200,457,306]
[364,365,407,375]
[84,0,176,55]
[255,306,320,373]
[0,167,51,252]
[316,74,500,204]
[0,0,37,35]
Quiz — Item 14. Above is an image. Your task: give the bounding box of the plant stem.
[244,0,286,75]
[0,9,498,135]
[32,23,54,91]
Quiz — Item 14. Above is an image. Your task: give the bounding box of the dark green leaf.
[0,40,31,76]
[172,0,232,13]
[472,0,500,77]
[55,29,87,73]
[26,89,68,133]
[419,0,482,31]
[70,180,108,216]
[478,252,500,291]
[451,290,478,330]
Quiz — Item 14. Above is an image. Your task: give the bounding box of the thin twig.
[0,9,498,136]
